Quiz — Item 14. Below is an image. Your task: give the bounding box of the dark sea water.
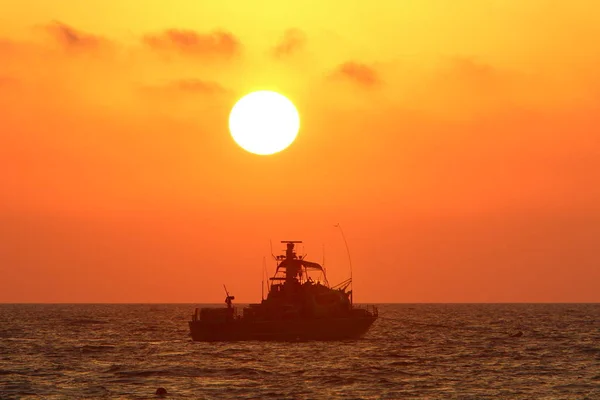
[1,304,598,399]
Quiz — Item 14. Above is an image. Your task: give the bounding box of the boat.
[189,240,378,341]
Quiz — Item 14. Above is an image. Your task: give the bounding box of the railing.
[353,304,378,317]
[191,306,243,322]
[193,304,379,322]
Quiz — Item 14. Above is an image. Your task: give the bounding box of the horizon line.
[1,301,598,305]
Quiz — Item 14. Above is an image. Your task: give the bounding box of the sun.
[228,90,300,155]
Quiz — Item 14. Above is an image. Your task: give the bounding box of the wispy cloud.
[42,21,110,51]
[142,29,240,59]
[272,29,306,58]
[331,61,380,87]
[425,56,525,112]
[139,78,230,97]
[441,56,502,91]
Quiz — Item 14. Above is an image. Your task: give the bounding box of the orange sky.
[1,1,599,303]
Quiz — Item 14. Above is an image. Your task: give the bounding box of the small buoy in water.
[155,387,167,396]
[510,331,523,338]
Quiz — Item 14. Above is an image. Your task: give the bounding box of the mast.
[281,240,302,285]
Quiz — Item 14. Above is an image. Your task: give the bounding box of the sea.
[0,303,598,399]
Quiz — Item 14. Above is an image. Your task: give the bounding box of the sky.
[1,1,599,303]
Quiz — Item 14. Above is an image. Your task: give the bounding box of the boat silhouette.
[189,241,378,341]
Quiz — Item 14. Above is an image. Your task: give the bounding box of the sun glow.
[228,91,300,155]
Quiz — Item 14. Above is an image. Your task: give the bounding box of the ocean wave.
[66,318,108,325]
[78,344,116,354]
[1,303,598,399]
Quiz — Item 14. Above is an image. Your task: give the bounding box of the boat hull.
[189,315,376,342]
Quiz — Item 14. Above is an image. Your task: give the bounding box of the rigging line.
[321,243,325,283]
[269,239,276,260]
[334,223,353,305]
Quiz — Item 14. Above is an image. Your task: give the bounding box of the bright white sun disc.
[228,90,300,155]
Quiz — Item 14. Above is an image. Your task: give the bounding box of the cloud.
[142,29,240,58]
[139,79,230,97]
[420,56,539,115]
[272,29,306,58]
[170,79,229,94]
[440,56,503,91]
[42,21,110,51]
[331,61,380,87]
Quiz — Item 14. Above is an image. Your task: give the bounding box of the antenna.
[262,256,267,301]
[334,223,353,306]
[322,243,326,281]
[223,284,235,308]
[223,284,229,298]
[264,254,272,295]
